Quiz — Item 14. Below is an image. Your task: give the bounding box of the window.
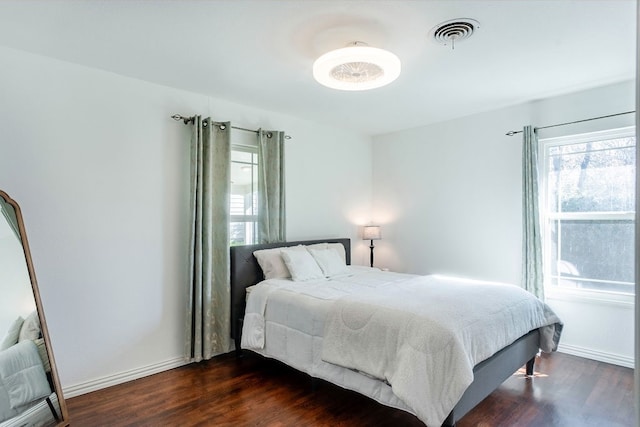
[230,146,258,246]
[540,127,635,297]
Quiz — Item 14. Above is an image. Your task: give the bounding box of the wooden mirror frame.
[0,190,69,426]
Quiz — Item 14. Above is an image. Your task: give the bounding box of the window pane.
[229,221,256,246]
[230,222,246,246]
[548,219,634,293]
[231,150,253,163]
[230,194,244,216]
[547,138,635,213]
[231,145,258,245]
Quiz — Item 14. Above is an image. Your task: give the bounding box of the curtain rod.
[171,114,292,139]
[505,110,636,136]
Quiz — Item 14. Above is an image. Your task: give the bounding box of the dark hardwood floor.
[66,351,634,426]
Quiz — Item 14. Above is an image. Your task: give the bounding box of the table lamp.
[363,225,381,268]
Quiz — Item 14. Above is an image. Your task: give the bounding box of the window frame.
[539,126,636,305]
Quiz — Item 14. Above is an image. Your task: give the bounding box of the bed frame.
[229,238,539,427]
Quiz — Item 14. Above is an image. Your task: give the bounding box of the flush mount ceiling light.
[431,18,480,49]
[313,42,401,91]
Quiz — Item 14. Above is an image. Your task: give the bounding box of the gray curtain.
[522,125,544,300]
[257,129,286,243]
[185,117,231,362]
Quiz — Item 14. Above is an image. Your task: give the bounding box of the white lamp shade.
[363,225,381,240]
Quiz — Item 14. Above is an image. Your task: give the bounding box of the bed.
[230,238,562,427]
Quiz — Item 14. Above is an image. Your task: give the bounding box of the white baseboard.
[62,356,189,398]
[557,343,634,368]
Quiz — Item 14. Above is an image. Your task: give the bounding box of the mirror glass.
[0,191,68,427]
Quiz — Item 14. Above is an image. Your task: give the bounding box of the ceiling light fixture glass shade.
[313,43,401,91]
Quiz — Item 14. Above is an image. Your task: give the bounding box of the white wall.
[0,46,373,393]
[372,80,636,367]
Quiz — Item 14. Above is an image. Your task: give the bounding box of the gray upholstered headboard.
[229,238,351,352]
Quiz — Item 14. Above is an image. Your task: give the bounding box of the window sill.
[545,287,635,308]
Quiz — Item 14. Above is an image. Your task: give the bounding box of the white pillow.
[18,311,41,342]
[306,243,328,251]
[306,242,346,262]
[0,317,24,351]
[326,243,347,262]
[253,245,306,280]
[280,248,324,281]
[309,248,349,276]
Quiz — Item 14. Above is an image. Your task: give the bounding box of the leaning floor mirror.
[0,190,68,426]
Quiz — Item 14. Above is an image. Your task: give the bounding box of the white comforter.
[322,274,561,426]
[241,268,562,427]
[0,340,52,423]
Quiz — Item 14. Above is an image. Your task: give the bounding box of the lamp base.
[369,240,375,268]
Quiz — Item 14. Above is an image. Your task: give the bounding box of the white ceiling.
[0,0,635,136]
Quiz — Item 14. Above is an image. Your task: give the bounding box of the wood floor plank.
[66,351,634,426]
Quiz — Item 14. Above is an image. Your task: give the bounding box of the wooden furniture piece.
[229,238,538,427]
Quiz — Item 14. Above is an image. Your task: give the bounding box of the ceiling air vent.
[431,18,480,49]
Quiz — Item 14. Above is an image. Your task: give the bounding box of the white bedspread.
[241,268,562,427]
[241,268,404,349]
[321,274,562,426]
[0,340,51,423]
